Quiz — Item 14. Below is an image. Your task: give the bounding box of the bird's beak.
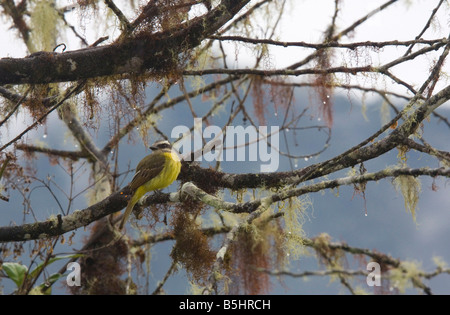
[150,146,157,151]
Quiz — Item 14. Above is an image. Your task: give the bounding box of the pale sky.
[1,1,449,96]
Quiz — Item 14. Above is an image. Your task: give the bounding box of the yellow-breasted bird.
[119,140,181,230]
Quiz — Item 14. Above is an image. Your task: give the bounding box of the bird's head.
[150,140,172,151]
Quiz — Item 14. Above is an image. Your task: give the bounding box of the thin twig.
[0,81,86,153]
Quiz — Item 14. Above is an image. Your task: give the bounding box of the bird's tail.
[119,192,139,230]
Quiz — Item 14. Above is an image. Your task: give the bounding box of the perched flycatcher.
[119,140,181,230]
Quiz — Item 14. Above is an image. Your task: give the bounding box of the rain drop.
[304,157,309,161]
[43,134,47,139]
[365,213,368,217]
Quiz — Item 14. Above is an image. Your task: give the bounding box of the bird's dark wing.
[129,153,166,191]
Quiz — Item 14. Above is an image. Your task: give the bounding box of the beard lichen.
[280,196,310,261]
[29,0,61,53]
[393,175,421,223]
[228,221,274,295]
[394,145,421,223]
[170,209,215,285]
[388,260,424,294]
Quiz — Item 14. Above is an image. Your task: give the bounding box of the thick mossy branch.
[179,161,311,189]
[0,187,130,243]
[0,0,250,85]
[0,167,448,243]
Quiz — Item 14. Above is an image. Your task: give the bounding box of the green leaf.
[29,254,84,279]
[1,262,28,288]
[2,254,83,293]
[29,273,64,295]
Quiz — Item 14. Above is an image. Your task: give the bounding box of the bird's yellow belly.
[142,151,181,191]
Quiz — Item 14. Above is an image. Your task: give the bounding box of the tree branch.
[15,144,88,160]
[0,0,250,85]
[0,187,130,243]
[0,81,85,152]
[209,36,447,50]
[1,165,444,243]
